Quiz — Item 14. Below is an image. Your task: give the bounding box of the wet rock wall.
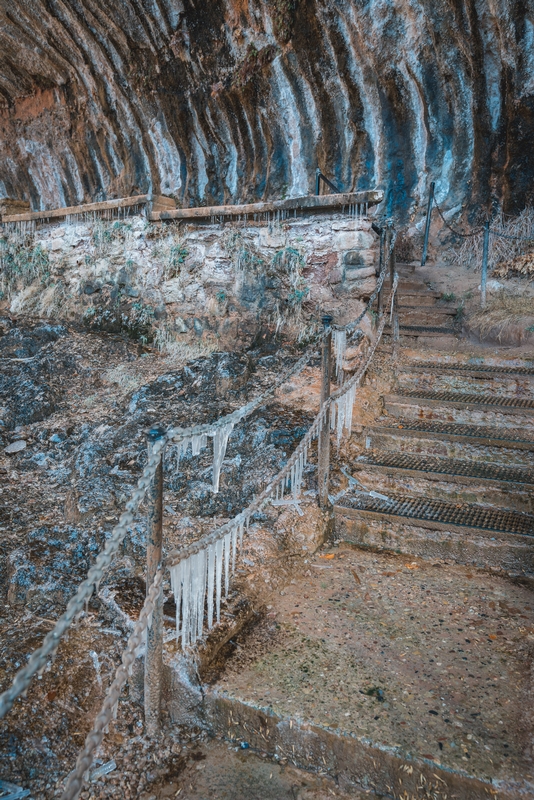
[0,1,532,216]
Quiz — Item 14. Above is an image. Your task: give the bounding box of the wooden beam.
[149,190,384,221]
[1,194,150,224]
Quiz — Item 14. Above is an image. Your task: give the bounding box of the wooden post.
[318,315,332,508]
[421,181,435,266]
[387,223,399,341]
[481,220,490,308]
[145,426,165,734]
[377,227,385,317]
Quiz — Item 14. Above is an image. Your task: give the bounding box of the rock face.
[0,1,532,215]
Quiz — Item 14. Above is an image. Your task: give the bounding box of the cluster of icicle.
[345,202,369,219]
[167,420,236,494]
[166,348,315,494]
[169,519,246,647]
[331,382,356,447]
[167,408,325,647]
[332,328,347,384]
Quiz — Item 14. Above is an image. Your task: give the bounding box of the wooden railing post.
[318,315,333,508]
[145,426,165,734]
[481,220,490,308]
[421,180,435,266]
[377,226,385,317]
[387,223,399,341]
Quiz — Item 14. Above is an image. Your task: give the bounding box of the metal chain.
[433,199,484,238]
[166,277,398,569]
[433,197,534,243]
[0,438,166,720]
[61,571,163,800]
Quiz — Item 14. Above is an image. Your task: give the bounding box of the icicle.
[197,549,208,640]
[224,532,231,596]
[332,329,347,382]
[215,538,223,623]
[206,544,215,628]
[231,524,238,572]
[191,433,207,457]
[170,561,182,640]
[181,557,191,648]
[212,421,235,493]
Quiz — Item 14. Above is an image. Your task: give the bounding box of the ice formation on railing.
[332,329,347,383]
[331,382,356,446]
[169,421,236,493]
[170,519,245,647]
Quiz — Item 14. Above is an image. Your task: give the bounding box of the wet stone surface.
[212,546,534,786]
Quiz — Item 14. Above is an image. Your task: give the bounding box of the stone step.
[364,420,534,467]
[395,292,442,306]
[387,324,457,336]
[401,361,534,379]
[335,492,534,576]
[397,305,457,316]
[384,391,534,429]
[396,372,534,400]
[352,453,534,513]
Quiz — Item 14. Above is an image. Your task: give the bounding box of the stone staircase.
[336,268,534,581]
[383,262,460,345]
[200,269,534,799]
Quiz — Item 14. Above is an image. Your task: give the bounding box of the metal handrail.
[315,168,341,195]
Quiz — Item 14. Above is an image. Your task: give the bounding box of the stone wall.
[1,210,379,348]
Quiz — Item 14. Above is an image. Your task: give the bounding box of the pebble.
[5,440,26,454]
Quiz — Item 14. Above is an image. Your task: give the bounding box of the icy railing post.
[387,223,399,341]
[145,426,165,734]
[318,315,333,508]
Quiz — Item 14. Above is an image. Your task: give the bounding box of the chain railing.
[420,184,534,307]
[61,571,163,800]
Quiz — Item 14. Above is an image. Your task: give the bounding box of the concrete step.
[201,547,534,799]
[335,492,534,576]
[352,453,534,513]
[384,391,534,430]
[364,420,534,467]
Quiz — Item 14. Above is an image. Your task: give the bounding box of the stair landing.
[206,547,534,799]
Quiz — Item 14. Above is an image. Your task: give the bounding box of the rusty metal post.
[481,220,490,308]
[145,426,164,734]
[421,180,435,266]
[387,223,399,341]
[318,315,332,508]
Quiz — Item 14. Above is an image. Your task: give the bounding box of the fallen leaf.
[350,569,361,585]
[364,592,371,601]
[405,563,419,570]
[46,690,57,702]
[488,634,497,640]
[382,571,396,577]
[319,554,335,560]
